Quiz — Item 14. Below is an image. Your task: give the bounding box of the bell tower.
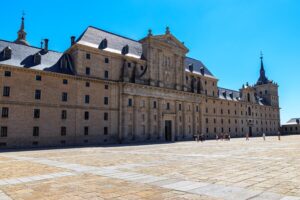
[14,12,30,46]
[254,52,279,107]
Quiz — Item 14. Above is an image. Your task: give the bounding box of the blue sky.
[1,0,299,123]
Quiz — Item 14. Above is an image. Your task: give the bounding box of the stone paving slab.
[0,135,300,199]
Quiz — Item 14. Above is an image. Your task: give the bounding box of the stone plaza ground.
[0,136,299,200]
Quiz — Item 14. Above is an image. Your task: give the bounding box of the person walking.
[277,131,281,141]
[246,132,249,141]
[262,132,266,141]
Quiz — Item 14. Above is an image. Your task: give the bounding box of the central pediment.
[140,30,189,53]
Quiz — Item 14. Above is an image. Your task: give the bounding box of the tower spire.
[15,12,30,46]
[256,51,269,85]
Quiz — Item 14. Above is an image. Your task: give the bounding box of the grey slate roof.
[184,57,215,78]
[284,118,300,125]
[77,26,143,59]
[0,40,61,69]
[0,40,75,74]
[218,87,240,101]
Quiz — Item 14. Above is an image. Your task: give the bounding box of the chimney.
[44,39,49,52]
[71,36,75,46]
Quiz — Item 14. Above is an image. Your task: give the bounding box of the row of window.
[2,87,109,104]
[205,117,277,125]
[85,54,109,64]
[127,99,199,112]
[3,71,111,89]
[0,126,109,138]
[1,108,109,120]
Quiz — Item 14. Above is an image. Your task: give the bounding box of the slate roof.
[0,40,75,74]
[184,57,215,78]
[0,40,61,69]
[284,118,300,125]
[218,87,240,101]
[77,26,143,59]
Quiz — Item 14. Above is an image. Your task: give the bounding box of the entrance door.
[165,120,172,141]
[249,127,253,137]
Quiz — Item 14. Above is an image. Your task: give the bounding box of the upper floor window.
[85,67,90,75]
[84,111,89,120]
[36,75,42,81]
[63,79,68,84]
[4,71,11,77]
[85,95,90,104]
[127,63,131,68]
[86,53,91,59]
[34,109,40,118]
[3,86,10,97]
[86,82,90,87]
[61,110,67,119]
[104,84,109,90]
[247,93,250,102]
[104,70,109,79]
[1,107,9,118]
[179,104,182,111]
[104,112,108,121]
[153,101,157,109]
[35,89,41,100]
[104,97,109,105]
[62,92,68,102]
[105,58,109,63]
[84,126,89,135]
[166,103,170,110]
[128,98,132,107]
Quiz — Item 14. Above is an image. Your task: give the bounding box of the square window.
[105,58,109,63]
[86,67,90,75]
[4,71,11,77]
[3,86,10,97]
[104,97,109,105]
[34,109,40,118]
[36,75,42,81]
[2,107,9,118]
[86,53,90,59]
[32,141,38,146]
[86,82,90,87]
[104,84,109,89]
[61,140,66,144]
[35,90,41,100]
[63,79,68,84]
[127,63,131,67]
[0,126,8,137]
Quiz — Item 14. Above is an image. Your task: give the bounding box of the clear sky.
[1,0,299,124]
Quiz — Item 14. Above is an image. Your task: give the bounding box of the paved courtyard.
[0,135,300,200]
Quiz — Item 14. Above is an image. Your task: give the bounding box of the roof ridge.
[88,26,140,43]
[218,87,239,93]
[0,39,62,54]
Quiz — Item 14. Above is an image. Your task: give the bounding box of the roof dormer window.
[1,46,12,60]
[99,38,108,49]
[188,64,193,72]
[122,45,129,55]
[33,53,41,65]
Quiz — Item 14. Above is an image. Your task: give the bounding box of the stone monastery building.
[0,17,280,148]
